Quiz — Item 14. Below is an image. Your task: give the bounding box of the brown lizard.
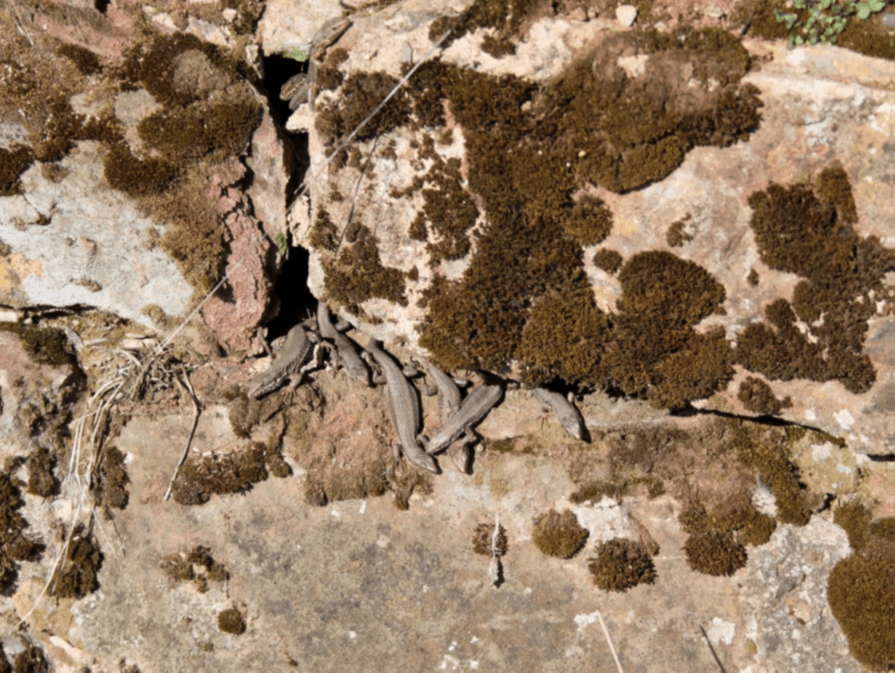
[280,17,352,111]
[367,339,440,474]
[247,324,315,398]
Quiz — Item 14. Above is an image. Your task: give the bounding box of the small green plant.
[284,46,309,61]
[775,0,886,45]
[276,232,288,257]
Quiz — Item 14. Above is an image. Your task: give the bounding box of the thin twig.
[163,369,201,501]
[596,611,624,673]
[699,625,728,673]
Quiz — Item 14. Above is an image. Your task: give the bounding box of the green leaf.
[869,0,886,10]
[820,0,832,9]
[856,6,871,18]
[795,35,805,43]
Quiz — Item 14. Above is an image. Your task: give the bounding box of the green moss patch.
[739,167,894,394]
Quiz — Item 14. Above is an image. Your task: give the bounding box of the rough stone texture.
[0,142,194,328]
[284,6,893,453]
[739,517,859,672]
[0,0,893,670]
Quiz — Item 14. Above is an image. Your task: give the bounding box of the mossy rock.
[740,169,894,394]
[0,322,77,368]
[588,538,657,592]
[531,509,589,559]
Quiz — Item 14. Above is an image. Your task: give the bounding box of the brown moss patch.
[52,526,103,598]
[0,321,76,368]
[739,168,894,394]
[171,445,269,506]
[217,607,246,634]
[0,145,34,195]
[601,251,733,408]
[517,288,612,387]
[160,545,229,591]
[827,529,895,670]
[737,375,791,416]
[316,71,411,145]
[322,224,407,313]
[593,248,623,275]
[588,538,657,592]
[137,94,261,164]
[26,447,58,497]
[666,213,693,247]
[0,471,43,591]
[402,156,480,263]
[56,43,103,75]
[562,194,613,246]
[96,446,129,510]
[531,509,589,559]
[684,529,747,576]
[472,521,509,556]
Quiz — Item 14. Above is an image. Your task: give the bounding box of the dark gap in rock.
[865,453,895,462]
[94,0,109,14]
[265,246,315,340]
[259,54,310,207]
[261,55,309,129]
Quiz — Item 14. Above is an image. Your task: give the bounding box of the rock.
[615,5,638,27]
[0,143,193,328]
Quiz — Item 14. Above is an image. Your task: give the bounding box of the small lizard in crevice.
[280,17,352,111]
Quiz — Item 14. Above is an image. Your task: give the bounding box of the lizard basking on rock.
[367,339,440,474]
[316,300,370,386]
[247,323,316,398]
[532,387,588,441]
